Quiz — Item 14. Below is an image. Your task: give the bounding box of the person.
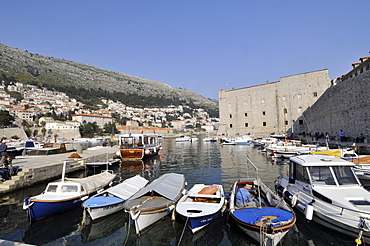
[110,136,114,147]
[325,132,330,142]
[236,187,256,207]
[339,130,345,142]
[0,139,7,165]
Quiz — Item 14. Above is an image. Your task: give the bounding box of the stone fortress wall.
[295,57,370,142]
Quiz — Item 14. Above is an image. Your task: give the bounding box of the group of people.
[0,139,19,181]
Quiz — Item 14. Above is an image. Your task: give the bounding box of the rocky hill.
[0,43,218,116]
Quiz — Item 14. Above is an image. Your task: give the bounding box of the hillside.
[0,43,218,116]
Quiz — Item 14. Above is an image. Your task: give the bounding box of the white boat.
[275,154,370,242]
[116,133,162,160]
[229,156,296,246]
[234,135,252,145]
[123,173,186,235]
[203,137,217,142]
[23,162,116,222]
[82,175,149,220]
[175,184,226,233]
[85,158,121,169]
[175,135,192,142]
[220,138,236,145]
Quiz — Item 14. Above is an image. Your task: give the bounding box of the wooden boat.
[123,173,186,235]
[116,133,161,160]
[82,175,149,220]
[275,154,370,243]
[23,161,116,222]
[229,156,296,246]
[176,184,226,233]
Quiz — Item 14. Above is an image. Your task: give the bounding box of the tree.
[0,110,15,127]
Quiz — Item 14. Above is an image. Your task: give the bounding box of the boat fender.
[80,196,89,201]
[130,209,141,221]
[291,193,299,207]
[167,205,175,211]
[305,202,314,221]
[23,201,34,210]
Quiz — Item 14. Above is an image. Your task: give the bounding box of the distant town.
[0,81,219,137]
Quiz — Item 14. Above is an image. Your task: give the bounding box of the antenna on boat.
[245,155,262,207]
[62,161,67,182]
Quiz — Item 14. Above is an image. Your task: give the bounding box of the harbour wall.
[295,66,370,143]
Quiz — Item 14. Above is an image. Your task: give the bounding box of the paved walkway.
[0,146,119,195]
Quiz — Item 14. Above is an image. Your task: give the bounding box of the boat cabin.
[45,182,83,194]
[288,154,361,187]
[118,134,158,149]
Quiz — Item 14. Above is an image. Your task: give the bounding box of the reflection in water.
[0,136,358,245]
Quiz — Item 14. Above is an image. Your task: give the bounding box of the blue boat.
[23,161,116,222]
[82,175,148,220]
[176,184,226,233]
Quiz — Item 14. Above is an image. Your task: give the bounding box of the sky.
[1,1,369,100]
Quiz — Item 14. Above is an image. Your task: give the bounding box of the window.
[244,101,247,106]
[313,92,318,97]
[296,165,310,183]
[229,124,233,128]
[262,111,266,115]
[245,123,248,127]
[245,112,247,117]
[261,99,265,103]
[228,103,231,107]
[299,120,303,125]
[283,108,288,114]
[298,107,303,113]
[262,122,266,126]
[297,94,302,99]
[282,96,286,101]
[285,121,288,125]
[308,166,334,185]
[229,114,232,118]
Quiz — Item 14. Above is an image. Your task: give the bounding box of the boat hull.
[179,210,221,233]
[131,207,172,234]
[83,196,125,220]
[24,197,84,222]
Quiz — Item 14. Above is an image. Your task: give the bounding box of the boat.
[116,133,162,160]
[220,138,236,145]
[23,161,116,222]
[228,156,296,246]
[175,184,226,233]
[82,175,149,220]
[275,154,370,243]
[175,135,192,142]
[123,172,186,235]
[85,158,121,169]
[203,137,217,142]
[234,136,252,145]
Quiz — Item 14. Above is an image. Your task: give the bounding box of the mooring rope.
[177,216,189,246]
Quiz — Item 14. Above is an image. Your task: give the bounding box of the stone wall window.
[297,94,302,99]
[299,120,303,125]
[285,120,288,125]
[262,111,266,115]
[230,124,233,128]
[282,96,286,101]
[313,92,317,97]
[245,123,248,127]
[263,122,266,126]
[298,107,303,113]
[245,112,247,117]
[229,114,232,118]
[262,99,265,104]
[244,101,247,106]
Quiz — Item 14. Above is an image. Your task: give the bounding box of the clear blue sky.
[1,1,369,100]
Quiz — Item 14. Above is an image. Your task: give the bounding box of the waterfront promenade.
[0,146,119,195]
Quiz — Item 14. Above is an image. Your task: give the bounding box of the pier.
[0,146,119,195]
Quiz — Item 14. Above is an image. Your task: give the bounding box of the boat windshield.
[60,185,78,192]
[308,166,358,185]
[46,184,58,192]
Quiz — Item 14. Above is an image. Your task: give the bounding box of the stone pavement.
[0,146,119,195]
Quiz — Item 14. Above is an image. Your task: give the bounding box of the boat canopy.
[290,154,355,167]
[64,171,115,193]
[129,173,185,201]
[106,175,149,200]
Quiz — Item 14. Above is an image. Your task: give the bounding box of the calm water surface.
[0,136,357,245]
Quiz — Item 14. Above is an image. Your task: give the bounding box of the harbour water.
[0,136,358,245]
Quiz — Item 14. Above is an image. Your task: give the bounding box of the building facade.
[72,113,113,128]
[218,69,331,137]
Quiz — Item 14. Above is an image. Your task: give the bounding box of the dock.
[0,146,119,195]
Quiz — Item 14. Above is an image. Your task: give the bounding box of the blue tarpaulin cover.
[233,207,294,226]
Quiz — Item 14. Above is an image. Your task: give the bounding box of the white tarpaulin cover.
[129,173,185,201]
[65,171,116,192]
[106,175,149,200]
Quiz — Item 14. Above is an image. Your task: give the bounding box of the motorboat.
[23,161,116,222]
[123,173,186,235]
[275,154,370,243]
[176,184,226,233]
[228,156,296,246]
[203,137,217,142]
[175,135,192,142]
[82,175,148,220]
[234,135,252,145]
[116,133,162,160]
